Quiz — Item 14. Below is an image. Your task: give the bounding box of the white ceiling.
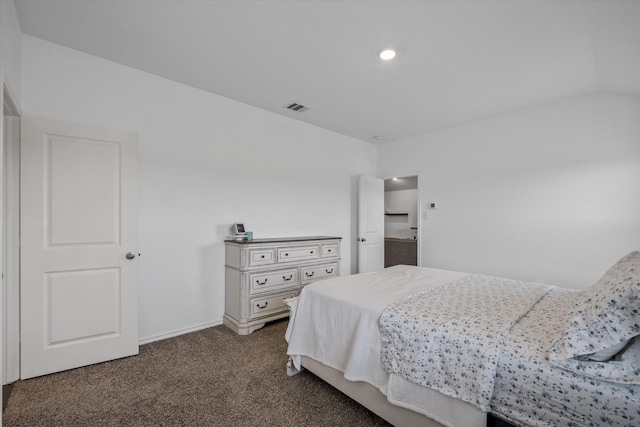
[13,0,640,144]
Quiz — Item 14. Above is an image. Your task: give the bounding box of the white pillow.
[549,251,640,361]
[547,251,640,384]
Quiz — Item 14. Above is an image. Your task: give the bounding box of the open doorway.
[383,175,419,267]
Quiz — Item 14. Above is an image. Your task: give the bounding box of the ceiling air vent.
[285,102,309,112]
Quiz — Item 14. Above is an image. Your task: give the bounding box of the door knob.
[126,252,136,260]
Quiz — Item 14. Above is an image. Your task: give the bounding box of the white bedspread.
[286,265,485,427]
[379,274,552,411]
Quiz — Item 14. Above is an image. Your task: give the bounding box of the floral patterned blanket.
[379,274,552,411]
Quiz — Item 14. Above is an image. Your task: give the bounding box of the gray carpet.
[3,319,391,426]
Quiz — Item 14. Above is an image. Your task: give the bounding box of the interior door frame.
[2,71,22,385]
[381,171,422,267]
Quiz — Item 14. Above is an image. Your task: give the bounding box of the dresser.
[224,236,342,335]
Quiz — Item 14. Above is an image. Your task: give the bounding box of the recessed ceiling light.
[392,177,398,181]
[378,48,396,61]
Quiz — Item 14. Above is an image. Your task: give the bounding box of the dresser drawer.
[248,248,276,267]
[250,291,298,319]
[278,245,320,263]
[321,243,339,258]
[249,268,298,295]
[301,262,338,283]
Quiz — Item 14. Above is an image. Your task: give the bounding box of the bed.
[285,251,640,427]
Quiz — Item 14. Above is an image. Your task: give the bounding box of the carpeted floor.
[3,319,391,426]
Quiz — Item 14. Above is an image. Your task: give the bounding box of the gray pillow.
[549,251,640,362]
[587,337,632,362]
[550,337,640,384]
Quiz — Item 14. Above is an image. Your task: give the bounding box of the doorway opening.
[383,175,419,267]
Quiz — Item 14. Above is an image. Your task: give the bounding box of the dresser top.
[224,236,342,244]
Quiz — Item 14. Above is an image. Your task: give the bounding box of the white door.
[358,175,384,273]
[20,117,139,379]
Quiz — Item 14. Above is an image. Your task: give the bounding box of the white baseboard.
[138,319,224,345]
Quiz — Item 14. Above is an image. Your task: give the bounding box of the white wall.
[0,0,22,103]
[384,189,417,238]
[21,35,377,342]
[379,93,640,290]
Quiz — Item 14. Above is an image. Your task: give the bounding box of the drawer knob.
[284,253,289,256]
[256,302,268,309]
[261,255,265,259]
[306,271,315,277]
[310,251,314,254]
[327,249,332,252]
[326,268,333,274]
[283,275,293,281]
[256,278,268,285]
